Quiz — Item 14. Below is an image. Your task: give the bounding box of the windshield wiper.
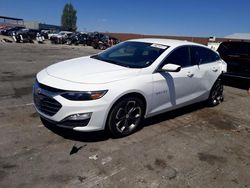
[90,55,99,60]
[90,55,114,63]
[102,58,119,64]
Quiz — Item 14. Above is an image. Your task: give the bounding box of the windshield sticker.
[150,44,168,49]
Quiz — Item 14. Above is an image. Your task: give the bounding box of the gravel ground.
[0,42,250,188]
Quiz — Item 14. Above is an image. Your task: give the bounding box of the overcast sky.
[1,0,250,37]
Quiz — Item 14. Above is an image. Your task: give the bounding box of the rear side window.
[191,46,220,65]
[162,46,191,67]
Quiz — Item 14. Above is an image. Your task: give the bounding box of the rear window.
[191,46,220,65]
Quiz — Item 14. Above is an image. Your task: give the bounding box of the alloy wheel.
[114,100,142,134]
[210,79,224,106]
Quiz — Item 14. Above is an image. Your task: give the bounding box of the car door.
[151,46,201,115]
[190,46,221,97]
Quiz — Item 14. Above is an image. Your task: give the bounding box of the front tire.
[107,97,145,137]
[207,78,224,106]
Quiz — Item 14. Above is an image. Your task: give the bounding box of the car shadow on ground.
[43,101,207,142]
[43,122,111,142]
[142,101,206,127]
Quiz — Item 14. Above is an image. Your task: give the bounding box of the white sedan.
[33,38,227,137]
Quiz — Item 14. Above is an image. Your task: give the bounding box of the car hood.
[46,56,140,84]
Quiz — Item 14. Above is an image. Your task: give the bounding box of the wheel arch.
[113,92,147,109]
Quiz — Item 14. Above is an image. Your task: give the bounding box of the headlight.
[61,90,108,101]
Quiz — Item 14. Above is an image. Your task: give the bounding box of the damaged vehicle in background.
[12,28,43,43]
[66,32,89,45]
[92,35,119,50]
[50,31,73,44]
[217,41,250,88]
[33,39,227,137]
[0,26,25,36]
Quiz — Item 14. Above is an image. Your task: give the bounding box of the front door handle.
[187,72,194,77]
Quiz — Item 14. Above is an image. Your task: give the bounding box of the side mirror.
[159,63,181,72]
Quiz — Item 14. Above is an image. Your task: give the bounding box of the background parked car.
[217,41,250,89]
[40,30,49,39]
[66,32,88,45]
[50,31,73,44]
[91,33,119,50]
[217,41,250,76]
[47,31,58,39]
[11,28,38,43]
[16,29,40,39]
[1,26,25,36]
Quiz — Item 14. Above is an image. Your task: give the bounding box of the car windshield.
[91,41,168,68]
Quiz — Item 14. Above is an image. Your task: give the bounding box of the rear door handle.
[187,72,194,77]
[212,67,218,72]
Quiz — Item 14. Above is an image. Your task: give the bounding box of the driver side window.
[162,46,191,68]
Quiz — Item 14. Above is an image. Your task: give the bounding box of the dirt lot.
[0,42,250,188]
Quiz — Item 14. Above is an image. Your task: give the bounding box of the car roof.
[128,38,204,47]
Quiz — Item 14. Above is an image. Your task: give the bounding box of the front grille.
[34,93,62,116]
[38,82,66,93]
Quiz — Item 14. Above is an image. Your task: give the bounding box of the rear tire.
[207,78,224,106]
[107,97,145,137]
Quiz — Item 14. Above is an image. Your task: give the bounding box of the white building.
[225,33,250,40]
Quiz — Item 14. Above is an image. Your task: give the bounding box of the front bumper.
[40,116,90,129]
[33,81,110,132]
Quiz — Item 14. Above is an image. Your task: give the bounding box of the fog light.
[65,112,92,121]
